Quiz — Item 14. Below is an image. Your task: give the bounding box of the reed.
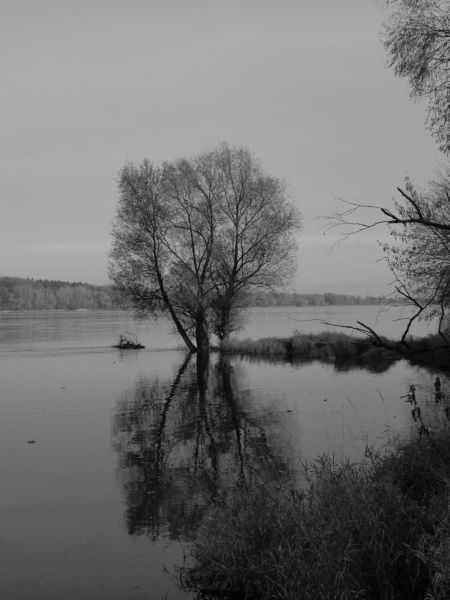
[220,331,381,362]
[183,429,450,600]
[220,330,450,371]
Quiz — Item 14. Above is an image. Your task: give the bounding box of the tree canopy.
[381,173,450,335]
[381,1,450,336]
[383,0,450,154]
[109,143,302,353]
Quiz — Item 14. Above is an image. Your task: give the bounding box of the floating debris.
[113,333,145,350]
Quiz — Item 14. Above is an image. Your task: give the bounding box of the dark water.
[0,309,446,599]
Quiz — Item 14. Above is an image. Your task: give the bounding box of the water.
[0,308,446,599]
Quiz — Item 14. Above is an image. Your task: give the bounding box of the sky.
[0,0,445,295]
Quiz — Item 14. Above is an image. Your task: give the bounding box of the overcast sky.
[0,0,444,294]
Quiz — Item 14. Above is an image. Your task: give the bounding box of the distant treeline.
[244,290,387,307]
[0,277,129,310]
[0,277,388,311]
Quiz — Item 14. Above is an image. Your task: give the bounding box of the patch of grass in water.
[221,330,450,371]
[220,331,397,365]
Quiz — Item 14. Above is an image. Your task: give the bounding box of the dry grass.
[182,429,450,600]
[220,331,397,365]
[220,330,450,372]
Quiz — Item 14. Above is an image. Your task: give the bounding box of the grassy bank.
[220,331,397,363]
[219,331,449,371]
[183,428,450,599]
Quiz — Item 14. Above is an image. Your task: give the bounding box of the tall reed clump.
[183,430,450,600]
[221,331,382,362]
[220,331,450,371]
[221,336,287,356]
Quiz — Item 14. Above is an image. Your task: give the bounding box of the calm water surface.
[0,308,446,599]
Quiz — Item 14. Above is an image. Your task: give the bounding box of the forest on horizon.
[0,276,388,311]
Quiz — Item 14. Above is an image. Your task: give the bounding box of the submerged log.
[113,333,145,349]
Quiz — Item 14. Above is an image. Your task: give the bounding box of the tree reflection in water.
[112,353,291,541]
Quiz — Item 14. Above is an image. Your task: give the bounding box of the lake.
[0,307,447,599]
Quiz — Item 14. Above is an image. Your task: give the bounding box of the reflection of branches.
[195,353,218,496]
[155,353,192,479]
[218,356,244,480]
[112,354,291,542]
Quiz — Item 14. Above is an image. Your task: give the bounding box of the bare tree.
[383,0,450,154]
[209,144,301,341]
[109,143,301,353]
[327,172,450,342]
[161,156,219,354]
[110,160,197,352]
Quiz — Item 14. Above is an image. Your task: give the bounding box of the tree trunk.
[195,313,210,356]
[167,302,197,353]
[220,318,231,346]
[216,300,232,346]
[154,259,197,353]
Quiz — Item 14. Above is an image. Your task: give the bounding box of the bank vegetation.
[183,426,450,600]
